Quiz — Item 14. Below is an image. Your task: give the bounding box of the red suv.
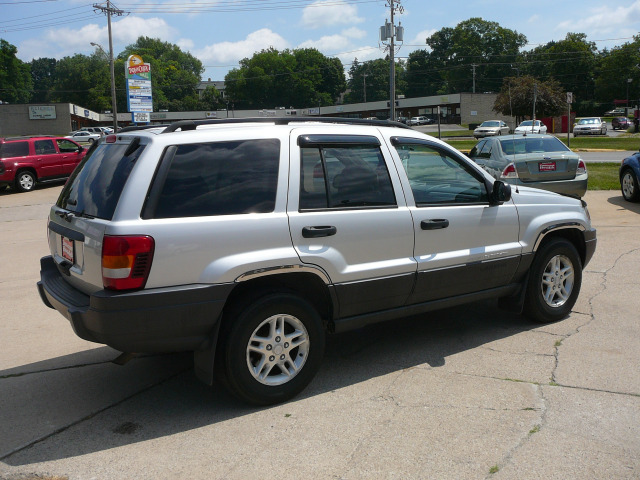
[0,136,87,192]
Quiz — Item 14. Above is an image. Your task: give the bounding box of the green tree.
[51,52,113,112]
[494,75,566,120]
[118,36,204,112]
[197,85,223,111]
[595,36,640,110]
[425,18,526,93]
[405,49,448,98]
[30,58,57,103]
[521,33,598,106]
[0,39,33,103]
[224,47,346,109]
[346,58,394,103]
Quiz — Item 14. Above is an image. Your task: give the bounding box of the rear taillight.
[501,163,518,179]
[102,235,154,290]
[106,134,117,143]
[577,159,587,175]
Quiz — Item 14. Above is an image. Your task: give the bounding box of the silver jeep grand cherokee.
[38,118,597,405]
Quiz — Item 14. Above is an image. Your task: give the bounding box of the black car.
[612,117,631,130]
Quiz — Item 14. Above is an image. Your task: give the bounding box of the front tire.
[15,170,36,192]
[524,238,582,323]
[621,168,640,202]
[219,293,325,405]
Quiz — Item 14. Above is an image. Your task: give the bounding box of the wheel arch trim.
[235,264,331,284]
[532,223,586,252]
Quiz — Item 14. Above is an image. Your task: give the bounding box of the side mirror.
[490,180,511,205]
[77,145,84,152]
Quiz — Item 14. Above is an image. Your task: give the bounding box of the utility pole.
[93,0,124,131]
[363,73,368,103]
[380,1,403,121]
[471,64,477,93]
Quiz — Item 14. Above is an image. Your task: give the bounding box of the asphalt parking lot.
[0,184,638,480]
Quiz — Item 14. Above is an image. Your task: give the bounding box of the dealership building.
[1,93,519,137]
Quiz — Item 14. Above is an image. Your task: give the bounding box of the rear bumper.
[37,256,234,353]
[506,175,588,198]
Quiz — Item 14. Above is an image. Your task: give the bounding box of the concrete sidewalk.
[0,187,638,480]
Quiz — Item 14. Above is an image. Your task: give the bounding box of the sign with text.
[132,112,150,123]
[126,55,153,114]
[29,105,56,120]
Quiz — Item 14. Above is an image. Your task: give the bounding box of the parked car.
[573,117,607,137]
[0,136,86,192]
[514,120,547,135]
[473,120,510,139]
[611,117,631,130]
[38,117,596,405]
[409,116,428,126]
[620,151,640,202]
[604,108,625,116]
[66,131,102,143]
[468,134,588,197]
[79,127,106,136]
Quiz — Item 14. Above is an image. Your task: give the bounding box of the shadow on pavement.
[1,300,538,466]
[607,194,640,214]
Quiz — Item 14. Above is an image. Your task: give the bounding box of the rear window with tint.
[57,141,145,220]
[152,139,280,218]
[0,141,29,158]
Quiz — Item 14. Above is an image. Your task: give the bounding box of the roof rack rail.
[161,117,413,133]
[2,135,57,141]
[118,124,170,133]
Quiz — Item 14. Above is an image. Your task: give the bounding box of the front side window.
[299,144,396,209]
[154,139,280,218]
[56,139,80,153]
[394,142,488,205]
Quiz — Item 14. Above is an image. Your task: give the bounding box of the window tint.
[394,143,488,205]
[154,139,280,218]
[0,141,29,158]
[299,144,396,209]
[57,142,145,220]
[34,139,56,155]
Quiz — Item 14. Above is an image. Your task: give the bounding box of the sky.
[2,0,640,81]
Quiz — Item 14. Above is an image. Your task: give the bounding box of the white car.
[66,131,101,143]
[473,120,510,139]
[573,117,607,137]
[514,120,547,135]
[409,116,427,126]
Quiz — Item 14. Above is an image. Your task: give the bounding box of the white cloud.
[411,29,437,47]
[342,27,367,40]
[301,0,364,29]
[177,38,195,50]
[556,1,640,35]
[18,16,176,60]
[194,29,289,64]
[528,14,541,24]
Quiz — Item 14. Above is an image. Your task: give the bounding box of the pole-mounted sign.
[126,54,153,121]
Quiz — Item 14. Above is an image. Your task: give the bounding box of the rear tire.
[219,293,325,405]
[524,238,582,323]
[15,170,36,192]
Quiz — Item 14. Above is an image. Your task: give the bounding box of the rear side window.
[57,141,145,220]
[152,139,280,218]
[34,139,56,155]
[0,141,29,158]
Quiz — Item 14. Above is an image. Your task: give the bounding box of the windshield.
[578,118,598,125]
[518,120,540,127]
[57,140,145,220]
[480,121,500,127]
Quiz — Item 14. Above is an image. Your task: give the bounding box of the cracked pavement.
[0,187,638,480]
